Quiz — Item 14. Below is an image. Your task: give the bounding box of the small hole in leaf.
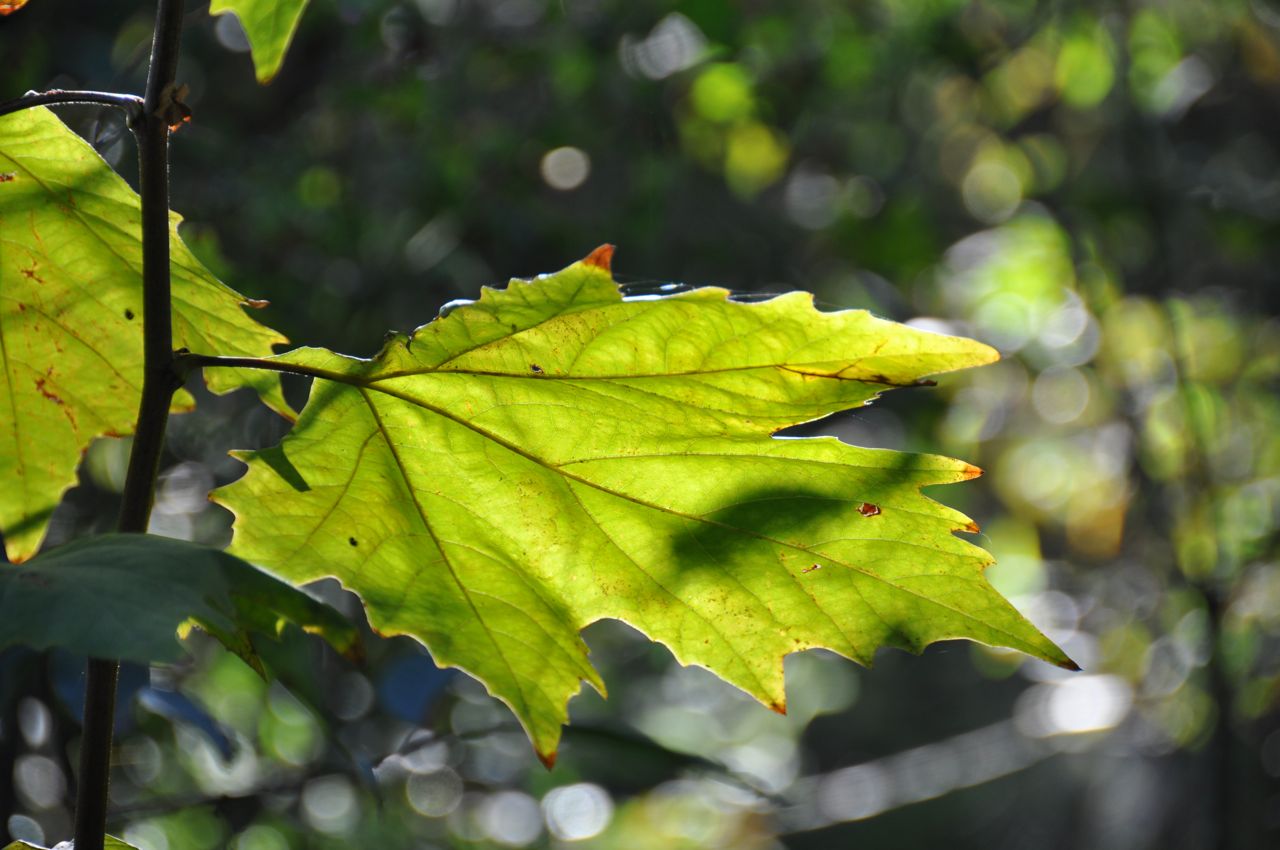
[349,537,358,547]
[802,563,822,573]
[124,309,135,320]
[858,502,881,517]
[530,364,544,374]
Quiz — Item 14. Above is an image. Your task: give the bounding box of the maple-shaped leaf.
[212,246,1074,763]
[0,107,289,562]
[210,0,309,83]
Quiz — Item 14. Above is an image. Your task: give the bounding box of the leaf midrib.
[365,358,947,386]
[357,387,538,720]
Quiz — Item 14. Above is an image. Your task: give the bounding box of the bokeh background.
[3,0,1280,848]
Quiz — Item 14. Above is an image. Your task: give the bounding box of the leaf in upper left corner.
[0,1,31,16]
[0,107,291,562]
[210,0,311,83]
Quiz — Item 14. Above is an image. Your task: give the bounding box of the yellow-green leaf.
[210,0,310,84]
[213,247,1074,763]
[0,107,289,562]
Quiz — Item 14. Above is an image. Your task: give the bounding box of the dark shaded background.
[2,1,1279,848]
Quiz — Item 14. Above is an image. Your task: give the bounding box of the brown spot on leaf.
[581,244,614,274]
[963,520,980,533]
[348,537,358,547]
[35,376,64,406]
[768,700,787,716]
[19,264,41,283]
[35,369,77,429]
[858,502,881,517]
[243,298,270,309]
[0,172,16,182]
[802,563,822,574]
[124,309,135,320]
[962,463,983,479]
[537,750,558,770]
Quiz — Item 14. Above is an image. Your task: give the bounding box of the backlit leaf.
[213,247,1073,763]
[0,534,358,671]
[0,108,289,562]
[210,0,310,84]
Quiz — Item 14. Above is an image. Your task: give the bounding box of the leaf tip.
[581,244,615,274]
[308,625,365,663]
[768,700,787,716]
[962,463,984,479]
[963,520,980,533]
[1058,657,1083,672]
[537,749,558,770]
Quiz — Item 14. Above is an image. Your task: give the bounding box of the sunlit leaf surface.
[210,0,310,83]
[0,534,357,669]
[215,247,1073,761]
[0,108,288,561]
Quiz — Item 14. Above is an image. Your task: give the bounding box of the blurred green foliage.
[1,0,1278,848]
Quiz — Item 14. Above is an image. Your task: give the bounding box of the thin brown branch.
[0,89,143,122]
[72,1,188,849]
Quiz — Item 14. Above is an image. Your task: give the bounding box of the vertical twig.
[72,1,186,848]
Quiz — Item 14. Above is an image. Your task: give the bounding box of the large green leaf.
[210,0,310,84]
[0,534,357,670]
[0,107,289,562]
[213,247,1074,763]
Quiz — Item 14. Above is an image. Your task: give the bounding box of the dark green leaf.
[0,534,358,671]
